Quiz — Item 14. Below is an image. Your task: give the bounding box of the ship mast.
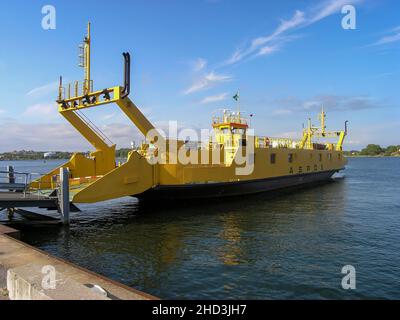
[79,22,91,95]
[319,106,326,136]
[300,107,347,151]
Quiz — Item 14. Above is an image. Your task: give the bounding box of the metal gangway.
[0,166,74,225]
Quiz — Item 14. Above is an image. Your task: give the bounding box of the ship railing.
[59,80,94,100]
[136,136,302,154]
[212,115,249,126]
[0,169,45,198]
[256,136,301,149]
[0,169,30,193]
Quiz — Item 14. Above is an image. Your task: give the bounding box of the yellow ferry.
[32,24,348,203]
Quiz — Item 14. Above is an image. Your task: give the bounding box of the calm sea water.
[1,158,399,299]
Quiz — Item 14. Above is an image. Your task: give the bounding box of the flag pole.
[238,90,240,115]
[233,90,240,121]
[236,90,240,118]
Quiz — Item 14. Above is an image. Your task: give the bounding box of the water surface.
[1,158,399,299]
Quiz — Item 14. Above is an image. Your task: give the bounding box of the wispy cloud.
[0,120,147,152]
[272,94,388,115]
[0,122,88,152]
[257,45,280,57]
[200,92,229,104]
[308,0,361,24]
[184,72,233,95]
[225,0,362,65]
[370,26,400,46]
[194,58,207,71]
[102,112,118,121]
[26,81,59,97]
[184,0,363,96]
[23,103,58,118]
[224,10,305,65]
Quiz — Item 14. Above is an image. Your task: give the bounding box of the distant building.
[44,152,56,159]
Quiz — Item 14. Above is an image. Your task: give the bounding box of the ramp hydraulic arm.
[32,23,161,195]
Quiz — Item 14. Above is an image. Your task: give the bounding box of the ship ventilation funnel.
[122,52,131,99]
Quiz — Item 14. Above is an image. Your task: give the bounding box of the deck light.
[58,100,69,109]
[83,95,91,104]
[102,89,111,100]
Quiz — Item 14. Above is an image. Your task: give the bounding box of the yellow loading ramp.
[31,24,161,203]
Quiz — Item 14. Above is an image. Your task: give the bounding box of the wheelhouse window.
[232,128,246,135]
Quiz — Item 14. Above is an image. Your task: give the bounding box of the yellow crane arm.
[61,111,111,151]
[116,97,156,137]
[336,131,346,151]
[299,132,308,149]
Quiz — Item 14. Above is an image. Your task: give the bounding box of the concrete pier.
[0,225,157,300]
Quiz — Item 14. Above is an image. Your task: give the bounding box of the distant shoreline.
[1,155,399,161]
[345,155,400,158]
[0,149,131,162]
[0,157,128,162]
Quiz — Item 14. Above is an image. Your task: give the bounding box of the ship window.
[233,128,245,135]
[307,166,310,172]
[288,153,293,163]
[270,153,276,164]
[328,153,332,160]
[221,128,229,134]
[299,166,303,173]
[319,154,322,162]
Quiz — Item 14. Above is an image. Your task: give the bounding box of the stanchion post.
[59,168,70,225]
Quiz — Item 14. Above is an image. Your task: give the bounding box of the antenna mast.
[79,22,91,95]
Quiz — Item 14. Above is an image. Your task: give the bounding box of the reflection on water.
[2,158,400,299]
[219,214,243,266]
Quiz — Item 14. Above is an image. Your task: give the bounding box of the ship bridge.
[212,110,249,147]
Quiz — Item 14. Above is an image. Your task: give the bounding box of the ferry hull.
[137,169,341,200]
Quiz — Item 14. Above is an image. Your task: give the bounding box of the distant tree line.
[0,150,74,161]
[344,144,400,157]
[0,149,134,161]
[1,145,399,161]
[115,148,131,159]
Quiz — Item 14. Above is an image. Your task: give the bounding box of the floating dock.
[0,192,57,209]
[1,167,72,225]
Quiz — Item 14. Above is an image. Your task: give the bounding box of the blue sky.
[0,0,399,151]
